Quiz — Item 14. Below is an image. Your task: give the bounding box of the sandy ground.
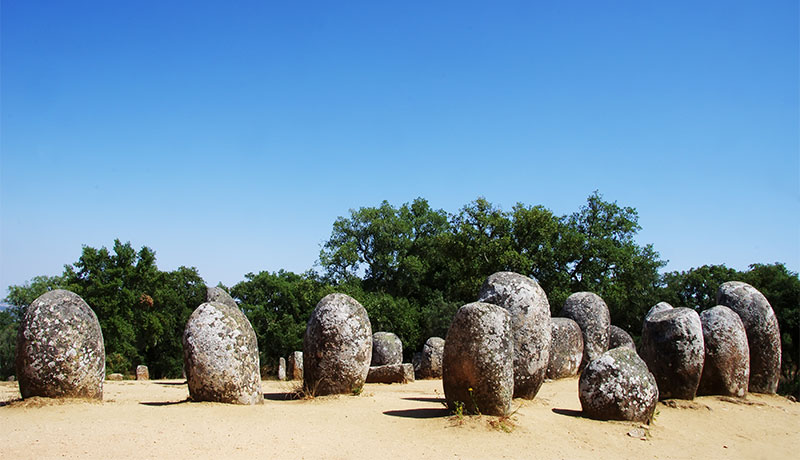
[1,377,797,460]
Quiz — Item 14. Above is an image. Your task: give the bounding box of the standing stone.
[371,332,403,366]
[136,365,150,381]
[107,373,123,381]
[366,363,415,384]
[547,317,584,379]
[560,292,611,369]
[303,294,372,396]
[443,302,514,416]
[698,306,750,397]
[645,302,674,320]
[412,352,423,377]
[717,281,781,394]
[478,272,552,399]
[288,351,303,380]
[277,357,287,381]
[579,347,659,422]
[608,325,636,352]
[416,337,445,379]
[206,287,238,309]
[183,301,263,405]
[16,289,105,400]
[640,307,705,400]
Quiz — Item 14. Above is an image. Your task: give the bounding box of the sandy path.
[1,377,797,459]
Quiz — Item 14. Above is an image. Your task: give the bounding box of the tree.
[660,265,743,311]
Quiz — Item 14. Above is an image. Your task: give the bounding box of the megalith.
[415,337,445,379]
[371,332,403,366]
[560,292,611,368]
[546,317,583,379]
[608,325,636,352]
[698,306,749,397]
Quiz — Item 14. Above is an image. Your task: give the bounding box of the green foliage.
[0,310,17,379]
[5,275,66,320]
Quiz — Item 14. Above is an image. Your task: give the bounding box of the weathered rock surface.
[16,289,105,400]
[206,287,237,309]
[640,307,704,400]
[277,357,287,381]
[560,292,611,369]
[366,363,414,384]
[288,351,303,380]
[443,302,514,416]
[478,272,552,399]
[579,347,659,422]
[371,332,403,366]
[107,373,123,381]
[717,281,781,394]
[303,294,372,396]
[547,317,583,379]
[645,302,674,320]
[183,301,263,405]
[415,337,445,379]
[136,365,149,381]
[609,325,636,352]
[698,306,749,397]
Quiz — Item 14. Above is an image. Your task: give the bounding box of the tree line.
[2,193,798,395]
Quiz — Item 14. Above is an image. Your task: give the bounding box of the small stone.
[288,351,303,380]
[371,332,403,366]
[547,317,583,379]
[136,365,149,380]
[698,306,750,397]
[560,292,611,369]
[107,373,123,381]
[609,325,636,351]
[277,357,287,381]
[416,337,445,379]
[366,363,414,384]
[7,375,16,382]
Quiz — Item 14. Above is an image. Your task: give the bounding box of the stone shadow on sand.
[552,408,583,418]
[139,399,190,406]
[383,407,450,419]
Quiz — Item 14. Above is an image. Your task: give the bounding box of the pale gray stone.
[366,363,414,384]
[641,307,704,400]
[560,292,611,369]
[547,317,583,379]
[371,332,403,366]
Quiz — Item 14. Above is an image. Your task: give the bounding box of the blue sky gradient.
[2,1,798,295]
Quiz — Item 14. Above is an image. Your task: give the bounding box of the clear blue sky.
[2,1,798,296]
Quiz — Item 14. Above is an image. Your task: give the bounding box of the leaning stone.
[560,292,611,369]
[183,301,263,405]
[371,332,403,366]
[698,306,750,397]
[136,365,149,380]
[609,325,636,352]
[206,287,237,309]
[366,363,414,384]
[547,317,584,379]
[277,357,287,381]
[416,337,445,379]
[16,289,105,400]
[579,347,659,422]
[443,302,514,416]
[640,307,705,400]
[303,294,372,396]
[478,272,552,399]
[288,351,303,380]
[107,373,123,381]
[717,281,781,394]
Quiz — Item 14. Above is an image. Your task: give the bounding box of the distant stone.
[579,347,658,422]
[717,281,781,394]
[206,287,237,309]
[183,301,263,405]
[412,352,422,377]
[366,363,414,384]
[7,375,16,382]
[136,365,149,381]
[478,272,552,399]
[547,317,584,379]
[415,337,445,379]
[277,357,287,381]
[443,302,514,416]
[16,289,105,400]
[645,302,674,320]
[288,351,303,380]
[560,292,611,369]
[371,332,403,366]
[107,373,123,381]
[641,307,705,400]
[698,306,750,397]
[608,325,636,352]
[303,294,372,396]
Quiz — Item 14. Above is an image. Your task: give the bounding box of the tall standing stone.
[277,357,287,381]
[547,317,584,379]
[478,272,551,399]
[288,351,303,380]
[183,301,263,405]
[415,337,445,379]
[698,306,749,397]
[640,307,705,400]
[136,365,150,381]
[442,302,514,416]
[371,332,403,366]
[16,290,105,400]
[303,294,372,396]
[560,292,611,369]
[717,281,781,394]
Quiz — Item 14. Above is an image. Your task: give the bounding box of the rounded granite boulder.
[608,325,636,352]
[579,347,659,422]
[560,292,611,369]
[698,306,749,397]
[16,289,105,400]
[371,332,403,366]
[717,281,781,394]
[640,307,705,400]
[303,293,372,396]
[443,302,514,416]
[206,287,238,309]
[415,337,445,379]
[183,301,263,405]
[478,272,552,399]
[546,317,583,379]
